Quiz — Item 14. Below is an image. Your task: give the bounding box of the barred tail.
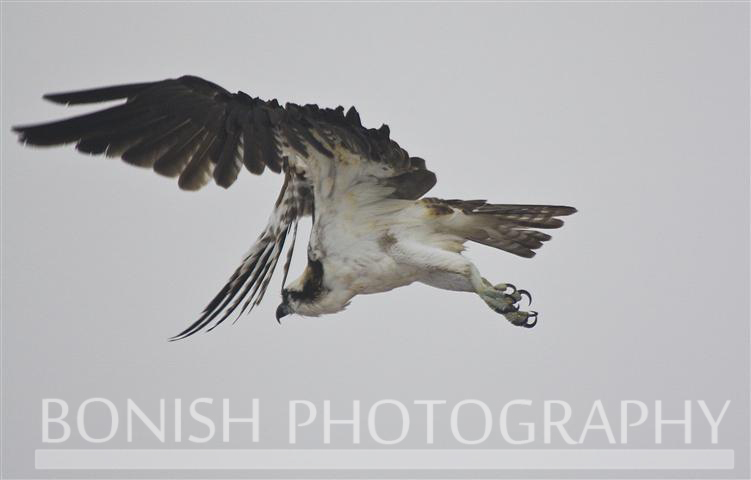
[423,198,577,258]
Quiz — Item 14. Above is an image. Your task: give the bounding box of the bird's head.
[276,257,354,321]
[276,287,306,321]
[276,258,326,321]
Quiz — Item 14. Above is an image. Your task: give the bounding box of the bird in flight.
[13,75,576,339]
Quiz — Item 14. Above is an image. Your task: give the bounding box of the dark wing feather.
[213,127,243,188]
[12,76,286,190]
[169,170,311,340]
[43,81,159,105]
[13,74,435,195]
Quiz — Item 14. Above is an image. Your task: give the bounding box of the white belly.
[323,246,421,295]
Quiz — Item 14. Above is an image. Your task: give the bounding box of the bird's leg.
[389,240,537,328]
[469,268,538,328]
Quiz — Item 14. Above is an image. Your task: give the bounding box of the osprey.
[13,75,576,340]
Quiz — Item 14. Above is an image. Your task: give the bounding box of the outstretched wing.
[170,169,312,340]
[13,75,435,193]
[13,75,437,336]
[13,76,286,190]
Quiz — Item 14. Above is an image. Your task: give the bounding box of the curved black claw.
[523,311,538,328]
[518,289,532,306]
[504,283,517,294]
[490,302,519,315]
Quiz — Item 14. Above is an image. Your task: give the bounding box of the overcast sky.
[2,2,749,478]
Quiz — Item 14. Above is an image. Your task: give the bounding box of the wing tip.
[560,206,578,216]
[11,125,37,146]
[168,320,208,342]
[43,92,72,105]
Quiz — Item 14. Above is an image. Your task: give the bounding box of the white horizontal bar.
[35,449,734,470]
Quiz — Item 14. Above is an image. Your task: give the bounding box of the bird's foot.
[478,282,537,328]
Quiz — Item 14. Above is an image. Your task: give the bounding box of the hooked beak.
[275,303,290,323]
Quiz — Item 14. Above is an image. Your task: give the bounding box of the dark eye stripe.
[287,258,324,303]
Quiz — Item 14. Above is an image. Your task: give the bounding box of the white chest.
[321,242,420,295]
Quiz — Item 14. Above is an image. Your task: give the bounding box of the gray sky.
[2,2,749,478]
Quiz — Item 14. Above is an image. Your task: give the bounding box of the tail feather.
[474,227,553,258]
[424,198,576,258]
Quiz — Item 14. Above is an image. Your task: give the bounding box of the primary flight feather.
[13,75,576,339]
